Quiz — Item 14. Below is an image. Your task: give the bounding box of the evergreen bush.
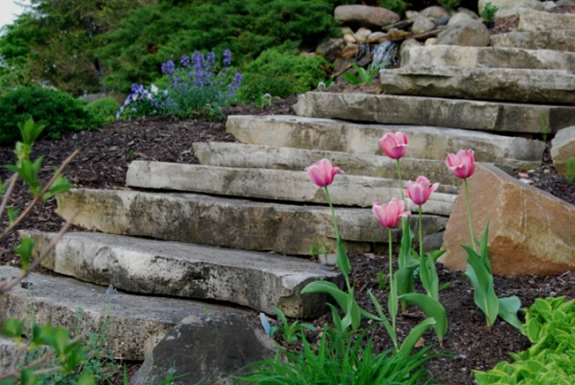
[238,48,332,103]
[0,86,98,144]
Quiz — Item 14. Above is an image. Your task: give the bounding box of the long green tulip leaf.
[400,293,448,340]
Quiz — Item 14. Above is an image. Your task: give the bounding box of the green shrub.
[378,0,408,14]
[0,86,99,144]
[475,297,575,384]
[85,97,121,126]
[238,48,332,103]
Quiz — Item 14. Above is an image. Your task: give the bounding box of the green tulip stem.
[323,186,339,238]
[396,159,405,201]
[464,179,477,252]
[418,205,423,259]
[388,227,396,332]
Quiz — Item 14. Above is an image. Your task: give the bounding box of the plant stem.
[388,227,396,334]
[324,186,339,238]
[418,205,423,259]
[396,159,405,201]
[464,179,477,252]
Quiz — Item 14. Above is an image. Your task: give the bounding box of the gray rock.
[126,161,456,215]
[315,38,344,62]
[447,12,472,27]
[225,115,544,168]
[518,8,575,31]
[551,126,575,176]
[22,230,342,318]
[293,91,575,135]
[380,65,575,104]
[435,19,490,46]
[400,44,575,71]
[0,266,249,360]
[423,231,444,253]
[412,15,436,34]
[0,336,19,373]
[132,312,276,385]
[56,189,448,256]
[334,5,400,28]
[420,5,449,20]
[491,30,575,52]
[478,0,539,18]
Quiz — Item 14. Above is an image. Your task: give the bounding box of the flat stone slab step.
[293,92,575,134]
[518,8,575,32]
[491,30,575,53]
[127,161,456,215]
[226,115,544,169]
[0,266,254,361]
[379,65,575,105]
[56,189,447,256]
[400,44,575,71]
[193,142,509,189]
[22,230,342,318]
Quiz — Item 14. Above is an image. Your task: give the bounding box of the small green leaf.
[43,175,74,201]
[20,369,37,385]
[1,318,25,339]
[77,372,97,385]
[6,207,20,224]
[398,318,436,361]
[498,296,523,330]
[14,237,35,271]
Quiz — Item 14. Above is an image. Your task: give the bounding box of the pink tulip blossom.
[379,132,408,159]
[305,158,344,187]
[372,198,410,228]
[446,149,475,179]
[404,176,439,206]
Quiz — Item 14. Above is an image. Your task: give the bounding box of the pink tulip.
[306,158,344,187]
[446,149,475,179]
[404,176,439,206]
[372,198,410,228]
[379,132,408,159]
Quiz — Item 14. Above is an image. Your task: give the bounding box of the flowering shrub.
[117,50,242,120]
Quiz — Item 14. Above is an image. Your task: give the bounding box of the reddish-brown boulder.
[439,163,575,276]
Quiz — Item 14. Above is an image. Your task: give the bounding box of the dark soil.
[1,95,574,385]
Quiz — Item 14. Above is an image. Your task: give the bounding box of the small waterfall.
[370,41,399,70]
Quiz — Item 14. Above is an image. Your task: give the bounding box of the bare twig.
[0,174,18,223]
[0,149,79,240]
[0,209,78,294]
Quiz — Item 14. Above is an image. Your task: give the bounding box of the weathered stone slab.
[491,31,575,52]
[132,313,276,385]
[193,142,462,189]
[56,189,448,255]
[518,8,575,32]
[23,230,342,318]
[334,4,399,28]
[551,126,575,176]
[0,266,251,360]
[127,161,456,215]
[401,44,575,71]
[478,0,539,18]
[0,336,19,373]
[293,92,575,134]
[439,164,575,276]
[380,65,575,105]
[226,115,544,168]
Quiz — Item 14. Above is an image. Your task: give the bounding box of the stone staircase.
[2,7,575,384]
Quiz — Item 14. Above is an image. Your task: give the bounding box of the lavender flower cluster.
[117,49,242,120]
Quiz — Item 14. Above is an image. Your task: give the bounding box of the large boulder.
[334,5,400,29]
[439,164,575,276]
[551,126,575,176]
[132,312,276,385]
[435,19,490,46]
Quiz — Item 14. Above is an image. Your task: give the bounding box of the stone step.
[225,115,544,169]
[56,189,448,256]
[192,142,517,188]
[127,161,456,215]
[0,266,256,361]
[491,31,575,53]
[0,336,18,373]
[22,230,341,318]
[293,92,575,134]
[400,44,575,71]
[518,8,575,32]
[379,65,575,105]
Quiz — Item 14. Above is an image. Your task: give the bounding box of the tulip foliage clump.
[302,132,523,362]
